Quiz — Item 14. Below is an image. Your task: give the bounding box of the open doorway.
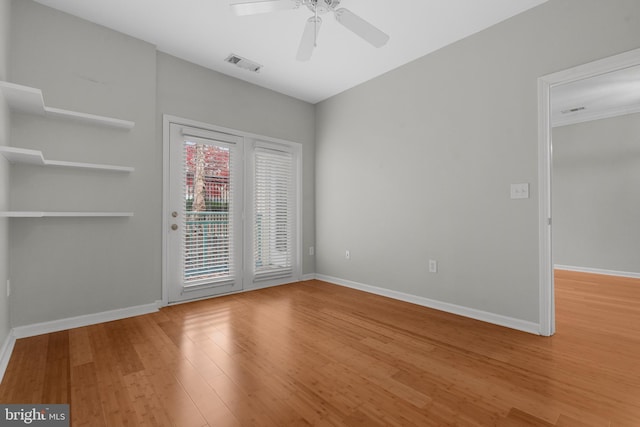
[538,48,640,336]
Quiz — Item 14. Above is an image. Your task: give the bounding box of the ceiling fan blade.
[334,8,389,48]
[230,0,297,16]
[296,17,322,61]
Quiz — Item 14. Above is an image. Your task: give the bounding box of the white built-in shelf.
[0,81,135,130]
[0,212,134,218]
[0,146,134,172]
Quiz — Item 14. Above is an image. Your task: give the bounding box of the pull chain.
[314,1,318,47]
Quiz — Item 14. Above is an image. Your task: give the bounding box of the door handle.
[171,224,178,231]
[172,211,178,218]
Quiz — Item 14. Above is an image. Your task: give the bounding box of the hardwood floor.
[1,272,640,426]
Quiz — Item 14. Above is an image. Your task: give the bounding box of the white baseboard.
[555,265,640,280]
[301,273,316,281]
[0,329,16,384]
[316,274,541,335]
[12,300,162,339]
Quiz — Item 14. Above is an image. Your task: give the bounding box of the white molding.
[0,330,16,384]
[302,273,316,281]
[162,115,301,147]
[555,265,640,280]
[161,115,171,306]
[538,47,640,338]
[316,274,540,335]
[12,301,161,339]
[538,76,554,337]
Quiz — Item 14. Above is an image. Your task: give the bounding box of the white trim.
[302,273,316,281]
[0,330,16,384]
[555,265,640,280]
[12,301,161,339]
[316,274,540,335]
[538,47,640,338]
[162,116,171,305]
[162,115,301,147]
[538,76,554,337]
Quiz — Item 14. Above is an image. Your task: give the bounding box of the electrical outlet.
[429,260,438,273]
[345,250,350,260]
[309,246,315,256]
[6,279,10,297]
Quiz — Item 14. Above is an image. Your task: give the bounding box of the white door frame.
[537,47,640,336]
[162,114,303,306]
[166,124,244,303]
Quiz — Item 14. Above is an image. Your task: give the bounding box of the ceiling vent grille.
[225,54,262,73]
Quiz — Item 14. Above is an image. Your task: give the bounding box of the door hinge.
[548,217,552,226]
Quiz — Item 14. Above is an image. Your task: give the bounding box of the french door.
[165,119,301,304]
[167,124,243,303]
[247,140,299,284]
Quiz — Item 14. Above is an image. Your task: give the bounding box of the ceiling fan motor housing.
[305,0,341,14]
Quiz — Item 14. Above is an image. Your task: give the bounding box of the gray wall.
[552,113,640,274]
[5,0,639,331]
[156,52,316,276]
[0,0,10,345]
[315,0,640,323]
[9,0,159,326]
[6,1,315,328]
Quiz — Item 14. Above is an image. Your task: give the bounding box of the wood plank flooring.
[1,272,640,426]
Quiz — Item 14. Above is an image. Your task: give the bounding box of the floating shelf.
[0,81,135,130]
[0,146,134,172]
[0,212,134,218]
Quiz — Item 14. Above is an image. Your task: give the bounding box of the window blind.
[182,138,234,288]
[254,147,294,280]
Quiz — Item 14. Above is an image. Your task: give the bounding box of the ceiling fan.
[230,0,390,61]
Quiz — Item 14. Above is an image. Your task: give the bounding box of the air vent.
[225,54,262,73]
[561,106,586,114]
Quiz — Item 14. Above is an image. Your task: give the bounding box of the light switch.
[510,183,529,199]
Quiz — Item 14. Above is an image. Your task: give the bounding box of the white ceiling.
[552,65,640,127]
[33,0,547,104]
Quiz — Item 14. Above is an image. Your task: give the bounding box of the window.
[252,144,297,281]
[182,139,234,286]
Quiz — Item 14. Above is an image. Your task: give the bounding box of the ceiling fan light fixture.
[305,0,340,15]
[231,0,389,60]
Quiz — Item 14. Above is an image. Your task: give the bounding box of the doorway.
[538,47,640,336]
[166,123,244,302]
[162,116,302,305]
